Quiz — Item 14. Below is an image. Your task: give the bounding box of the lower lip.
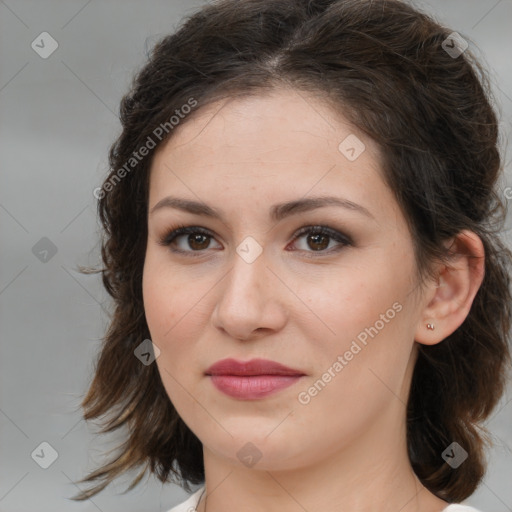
[208,374,303,399]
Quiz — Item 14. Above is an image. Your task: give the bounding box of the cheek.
[142,261,202,411]
[298,251,415,381]
[143,270,176,340]
[143,246,196,328]
[142,252,217,380]
[142,255,193,358]
[296,260,399,341]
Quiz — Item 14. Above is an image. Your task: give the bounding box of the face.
[143,87,425,472]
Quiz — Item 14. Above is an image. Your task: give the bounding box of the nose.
[210,247,288,341]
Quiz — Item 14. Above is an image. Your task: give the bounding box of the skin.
[142,87,485,512]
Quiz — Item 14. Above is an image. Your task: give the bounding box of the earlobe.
[414,230,485,346]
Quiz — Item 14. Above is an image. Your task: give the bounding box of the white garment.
[165,486,483,512]
[166,487,204,512]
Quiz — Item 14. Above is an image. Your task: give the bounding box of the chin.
[201,422,315,471]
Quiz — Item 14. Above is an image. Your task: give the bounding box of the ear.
[414,230,485,346]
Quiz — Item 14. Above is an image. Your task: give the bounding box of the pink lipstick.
[205,358,305,400]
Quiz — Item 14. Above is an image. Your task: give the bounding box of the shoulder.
[442,504,482,512]
[165,486,205,512]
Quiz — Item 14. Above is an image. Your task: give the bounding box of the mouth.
[205,358,305,400]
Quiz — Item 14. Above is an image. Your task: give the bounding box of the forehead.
[147,87,399,228]
[157,88,380,163]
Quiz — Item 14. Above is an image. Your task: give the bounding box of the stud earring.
[426,322,435,330]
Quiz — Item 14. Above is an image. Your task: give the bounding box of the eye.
[288,225,352,257]
[157,224,352,257]
[157,225,220,256]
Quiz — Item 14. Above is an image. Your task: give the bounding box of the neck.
[196,406,449,512]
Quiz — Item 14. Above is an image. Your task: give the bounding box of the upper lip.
[205,358,305,376]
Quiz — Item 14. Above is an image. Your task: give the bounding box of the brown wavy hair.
[71,0,512,503]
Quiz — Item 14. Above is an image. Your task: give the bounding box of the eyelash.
[157,224,353,258]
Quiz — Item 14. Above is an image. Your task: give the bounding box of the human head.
[72,0,511,503]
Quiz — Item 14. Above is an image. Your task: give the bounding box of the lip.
[206,358,304,376]
[205,358,305,400]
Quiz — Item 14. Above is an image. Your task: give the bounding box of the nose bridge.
[212,239,286,339]
[222,241,269,310]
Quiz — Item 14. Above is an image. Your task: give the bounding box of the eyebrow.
[149,195,374,222]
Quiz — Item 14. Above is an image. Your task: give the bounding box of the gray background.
[1,1,511,511]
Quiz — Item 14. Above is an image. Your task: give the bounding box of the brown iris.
[307,233,329,251]
[188,233,210,250]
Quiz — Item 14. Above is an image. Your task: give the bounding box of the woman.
[71,1,512,511]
